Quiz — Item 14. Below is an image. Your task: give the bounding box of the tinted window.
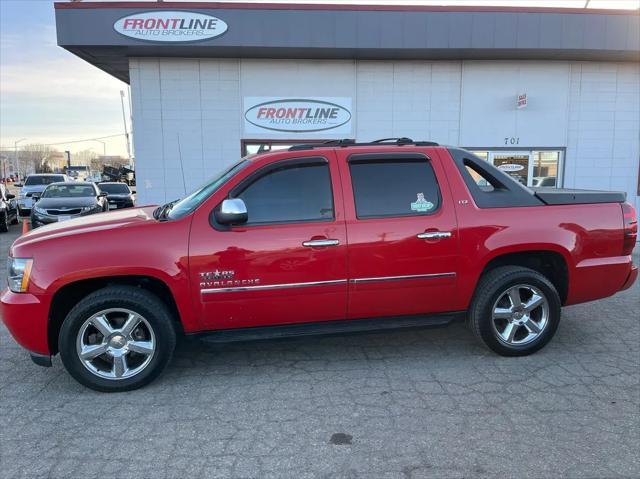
[25,175,66,186]
[99,183,130,194]
[43,184,96,198]
[236,162,333,224]
[350,159,441,218]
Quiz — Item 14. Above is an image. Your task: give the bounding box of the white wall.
[460,62,571,148]
[355,61,461,144]
[130,58,241,205]
[130,58,639,211]
[565,62,640,215]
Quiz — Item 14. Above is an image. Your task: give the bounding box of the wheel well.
[48,276,182,355]
[481,251,568,304]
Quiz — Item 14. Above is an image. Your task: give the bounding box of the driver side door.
[189,153,348,330]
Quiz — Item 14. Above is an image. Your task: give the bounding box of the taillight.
[621,202,638,255]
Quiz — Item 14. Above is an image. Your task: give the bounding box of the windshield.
[43,184,96,198]
[167,160,249,220]
[99,183,130,194]
[25,175,65,186]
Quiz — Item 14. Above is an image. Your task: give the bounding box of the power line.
[42,133,126,147]
[0,133,126,150]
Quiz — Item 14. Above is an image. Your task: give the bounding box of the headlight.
[81,205,98,212]
[34,205,47,215]
[7,257,33,293]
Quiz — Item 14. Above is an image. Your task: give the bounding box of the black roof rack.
[288,137,439,151]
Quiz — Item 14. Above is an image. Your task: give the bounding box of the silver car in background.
[17,174,69,216]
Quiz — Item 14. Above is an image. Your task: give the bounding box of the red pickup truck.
[2,139,637,391]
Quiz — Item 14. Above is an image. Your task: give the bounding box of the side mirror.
[5,193,15,200]
[14,183,22,188]
[31,194,40,202]
[215,198,248,225]
[98,192,108,198]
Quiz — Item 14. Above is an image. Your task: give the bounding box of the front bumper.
[0,288,51,355]
[31,208,101,227]
[107,199,135,209]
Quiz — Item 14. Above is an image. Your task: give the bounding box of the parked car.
[0,183,19,232]
[98,182,136,209]
[17,174,69,216]
[532,176,557,187]
[1,139,637,392]
[30,182,108,228]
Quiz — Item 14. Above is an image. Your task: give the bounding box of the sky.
[1,0,639,157]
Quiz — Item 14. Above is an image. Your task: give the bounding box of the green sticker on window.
[411,193,434,212]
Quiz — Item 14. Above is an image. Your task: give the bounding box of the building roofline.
[53,1,638,16]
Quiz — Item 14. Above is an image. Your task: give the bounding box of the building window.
[531,151,561,187]
[468,149,563,188]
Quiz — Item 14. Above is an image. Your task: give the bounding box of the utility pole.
[120,90,132,165]
[65,150,71,170]
[14,138,26,181]
[1,155,7,185]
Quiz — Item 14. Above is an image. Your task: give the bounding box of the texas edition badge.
[411,193,434,213]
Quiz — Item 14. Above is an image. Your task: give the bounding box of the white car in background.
[17,174,69,216]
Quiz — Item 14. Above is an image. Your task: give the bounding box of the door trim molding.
[200,272,456,294]
[201,278,347,294]
[350,272,456,284]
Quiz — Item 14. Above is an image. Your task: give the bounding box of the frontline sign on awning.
[114,11,228,42]
[244,98,353,135]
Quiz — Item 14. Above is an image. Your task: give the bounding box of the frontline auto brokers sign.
[114,11,228,42]
[244,98,352,134]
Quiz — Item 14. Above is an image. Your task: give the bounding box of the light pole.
[14,138,27,182]
[93,139,106,158]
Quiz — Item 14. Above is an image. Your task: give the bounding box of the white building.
[56,2,640,211]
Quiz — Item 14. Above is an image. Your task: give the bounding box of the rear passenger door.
[336,150,460,319]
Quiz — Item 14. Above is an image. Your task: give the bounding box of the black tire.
[0,212,9,232]
[10,213,19,225]
[58,285,177,392]
[469,266,561,356]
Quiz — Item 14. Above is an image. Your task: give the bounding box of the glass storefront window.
[531,151,560,187]
[467,149,563,188]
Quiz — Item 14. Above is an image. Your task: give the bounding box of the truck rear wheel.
[58,285,176,392]
[469,266,561,356]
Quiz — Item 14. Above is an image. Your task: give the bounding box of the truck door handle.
[417,231,452,240]
[302,239,340,247]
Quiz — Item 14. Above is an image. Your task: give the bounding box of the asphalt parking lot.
[0,225,638,479]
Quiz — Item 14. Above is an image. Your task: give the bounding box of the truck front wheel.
[58,285,177,392]
[469,266,561,356]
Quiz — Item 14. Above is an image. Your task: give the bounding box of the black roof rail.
[287,137,439,151]
[288,139,355,151]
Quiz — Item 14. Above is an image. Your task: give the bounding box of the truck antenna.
[176,133,187,195]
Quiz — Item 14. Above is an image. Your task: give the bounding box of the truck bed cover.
[534,188,626,205]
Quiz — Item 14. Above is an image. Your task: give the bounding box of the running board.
[194,312,466,344]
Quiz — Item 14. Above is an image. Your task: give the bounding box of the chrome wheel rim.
[491,284,549,346]
[76,308,156,380]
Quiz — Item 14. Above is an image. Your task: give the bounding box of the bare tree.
[19,144,59,174]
